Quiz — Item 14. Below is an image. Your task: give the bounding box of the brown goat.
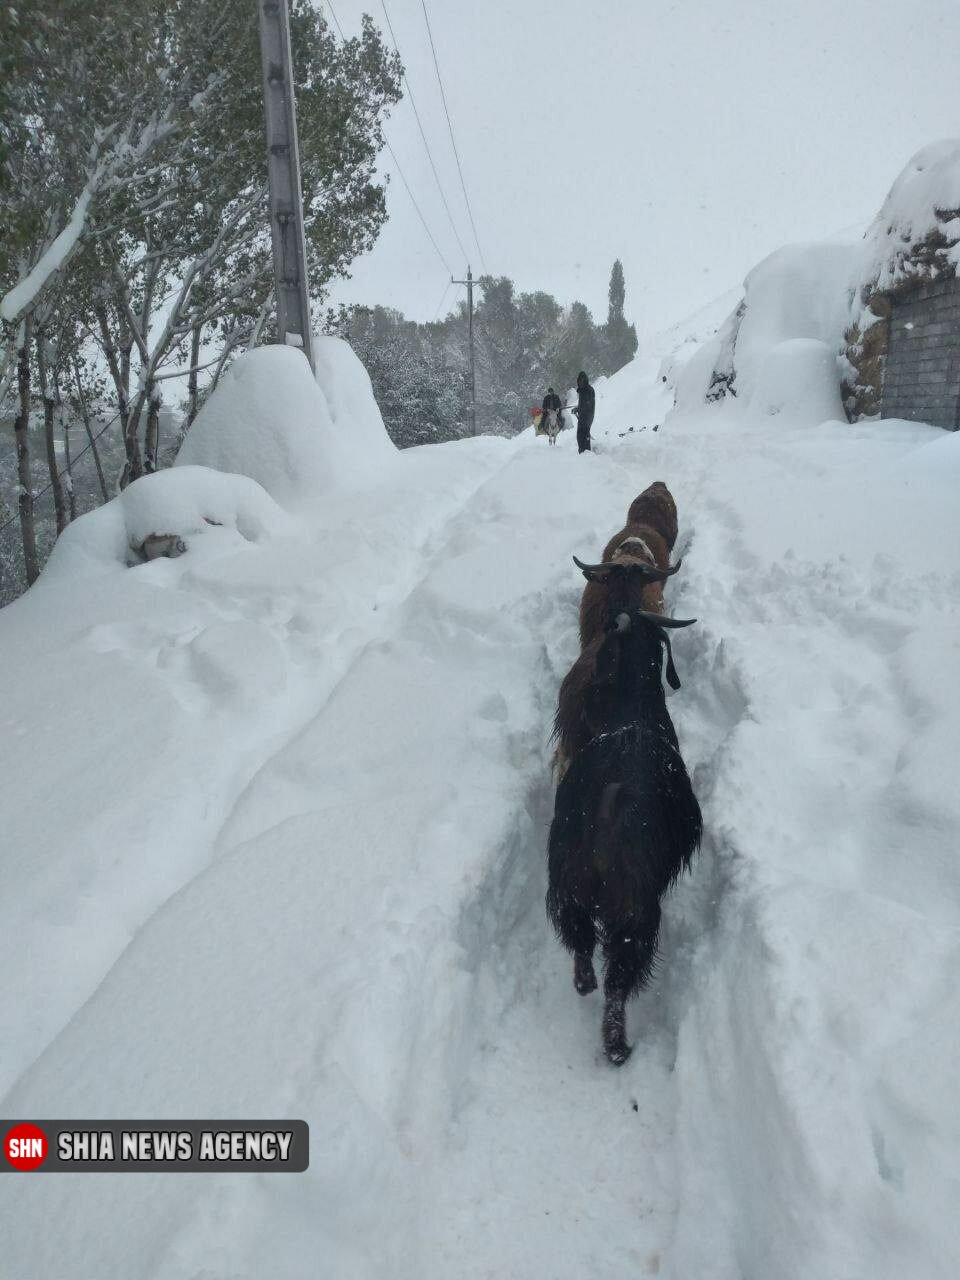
[601,522,670,566]
[626,480,678,551]
[553,632,608,779]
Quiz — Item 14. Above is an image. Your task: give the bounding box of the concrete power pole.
[452,266,477,436]
[258,0,314,369]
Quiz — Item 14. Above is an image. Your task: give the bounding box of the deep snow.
[1,312,959,1279]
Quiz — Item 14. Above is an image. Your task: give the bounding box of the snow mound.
[176,342,395,510]
[894,421,960,479]
[312,334,397,471]
[651,288,746,410]
[734,242,855,417]
[40,465,292,585]
[674,242,857,424]
[745,337,846,422]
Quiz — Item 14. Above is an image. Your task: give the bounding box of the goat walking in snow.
[553,554,679,781]
[579,547,681,647]
[547,594,701,1065]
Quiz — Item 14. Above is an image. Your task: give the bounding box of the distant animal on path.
[547,599,701,1065]
[543,406,562,445]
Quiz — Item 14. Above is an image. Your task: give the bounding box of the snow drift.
[673,241,857,422]
[39,465,293,587]
[681,142,960,427]
[175,338,396,509]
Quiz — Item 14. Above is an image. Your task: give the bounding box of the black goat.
[546,601,702,1065]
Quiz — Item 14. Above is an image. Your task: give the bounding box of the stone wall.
[882,276,960,429]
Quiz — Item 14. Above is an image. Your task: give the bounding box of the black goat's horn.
[619,558,682,582]
[627,556,683,581]
[573,555,613,575]
[573,555,681,583]
[628,608,697,629]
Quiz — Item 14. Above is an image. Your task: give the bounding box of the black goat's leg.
[573,949,598,995]
[602,993,630,1064]
[547,894,597,994]
[601,907,661,1066]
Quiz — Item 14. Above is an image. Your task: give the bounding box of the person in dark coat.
[541,386,563,432]
[573,371,595,452]
[542,387,562,416]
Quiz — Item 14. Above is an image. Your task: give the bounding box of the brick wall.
[882,276,960,429]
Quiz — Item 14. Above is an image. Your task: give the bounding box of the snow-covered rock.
[39,465,292,586]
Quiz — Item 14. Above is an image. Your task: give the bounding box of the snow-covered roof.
[859,138,960,296]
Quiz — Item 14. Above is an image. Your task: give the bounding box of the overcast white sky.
[322,0,960,340]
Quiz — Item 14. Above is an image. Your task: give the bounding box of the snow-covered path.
[2,352,959,1279]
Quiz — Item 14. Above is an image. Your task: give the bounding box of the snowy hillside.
[1,316,959,1279]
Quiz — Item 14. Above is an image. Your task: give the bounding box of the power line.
[419,0,486,272]
[323,0,453,278]
[383,141,454,277]
[323,0,346,39]
[379,0,470,267]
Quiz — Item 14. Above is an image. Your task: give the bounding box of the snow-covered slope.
[1,325,959,1279]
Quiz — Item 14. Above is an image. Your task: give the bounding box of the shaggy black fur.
[546,608,702,1064]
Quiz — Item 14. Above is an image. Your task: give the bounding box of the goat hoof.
[602,998,631,1064]
[604,1037,633,1066]
[574,953,598,995]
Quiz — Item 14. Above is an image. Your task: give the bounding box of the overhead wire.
[418,0,486,272]
[323,0,454,279]
[382,141,454,277]
[323,0,346,39]
[379,0,470,267]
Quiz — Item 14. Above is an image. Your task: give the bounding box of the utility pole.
[258,0,314,369]
[452,265,477,436]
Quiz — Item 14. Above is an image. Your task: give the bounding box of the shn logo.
[4,1123,48,1170]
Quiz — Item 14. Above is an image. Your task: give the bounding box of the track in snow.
[410,477,751,1279]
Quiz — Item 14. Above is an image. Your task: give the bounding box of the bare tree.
[13,316,38,584]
